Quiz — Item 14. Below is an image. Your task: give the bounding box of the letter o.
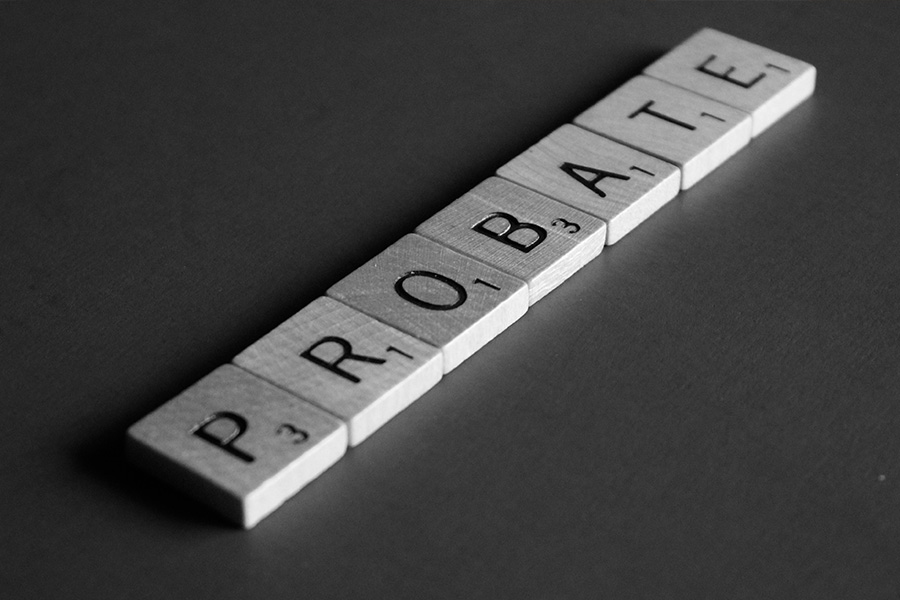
[394,270,467,311]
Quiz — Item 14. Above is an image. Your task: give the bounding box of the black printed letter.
[471,212,547,253]
[394,270,467,311]
[191,411,255,463]
[300,336,386,383]
[628,101,696,131]
[560,163,629,198]
[696,55,765,89]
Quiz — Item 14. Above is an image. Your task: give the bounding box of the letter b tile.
[575,75,751,189]
[127,365,347,529]
[328,234,528,373]
[417,177,606,304]
[234,297,442,447]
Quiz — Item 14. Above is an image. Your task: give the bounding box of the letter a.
[559,163,630,198]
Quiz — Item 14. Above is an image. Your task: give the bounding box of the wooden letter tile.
[234,297,442,447]
[416,177,606,304]
[328,234,528,373]
[127,365,347,528]
[574,75,752,189]
[644,28,815,137]
[497,125,679,244]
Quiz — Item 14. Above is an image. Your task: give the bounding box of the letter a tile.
[644,28,815,137]
[574,75,751,189]
[127,365,347,529]
[328,234,528,373]
[417,177,606,304]
[497,125,679,244]
[234,297,442,447]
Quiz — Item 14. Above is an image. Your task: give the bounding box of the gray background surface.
[2,2,899,598]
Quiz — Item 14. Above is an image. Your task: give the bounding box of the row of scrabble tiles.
[128,29,816,528]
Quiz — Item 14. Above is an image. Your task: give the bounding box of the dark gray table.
[3,3,899,598]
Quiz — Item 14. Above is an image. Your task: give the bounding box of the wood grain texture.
[574,75,752,189]
[497,125,679,244]
[644,28,816,137]
[126,365,347,529]
[416,177,606,304]
[328,234,528,373]
[234,297,442,446]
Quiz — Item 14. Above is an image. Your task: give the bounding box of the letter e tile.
[644,28,815,137]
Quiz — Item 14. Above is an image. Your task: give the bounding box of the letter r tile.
[417,177,606,304]
[127,365,347,529]
[234,297,442,447]
[574,75,751,189]
[497,125,679,244]
[328,234,528,373]
[644,28,815,137]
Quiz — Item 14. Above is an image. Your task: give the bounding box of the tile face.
[328,234,528,373]
[644,28,816,137]
[497,125,679,244]
[234,297,442,446]
[574,75,752,189]
[416,177,606,304]
[127,365,347,529]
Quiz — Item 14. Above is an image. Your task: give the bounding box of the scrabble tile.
[416,177,606,304]
[574,75,752,189]
[234,297,442,447]
[328,234,528,373]
[497,125,680,244]
[127,365,347,529]
[644,28,815,137]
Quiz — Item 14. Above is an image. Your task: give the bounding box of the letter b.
[471,212,547,253]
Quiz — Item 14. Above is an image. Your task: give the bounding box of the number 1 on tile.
[644,28,815,137]
[575,75,751,189]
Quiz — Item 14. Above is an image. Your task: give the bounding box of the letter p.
[191,411,255,463]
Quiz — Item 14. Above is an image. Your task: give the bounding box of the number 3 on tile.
[551,218,581,234]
